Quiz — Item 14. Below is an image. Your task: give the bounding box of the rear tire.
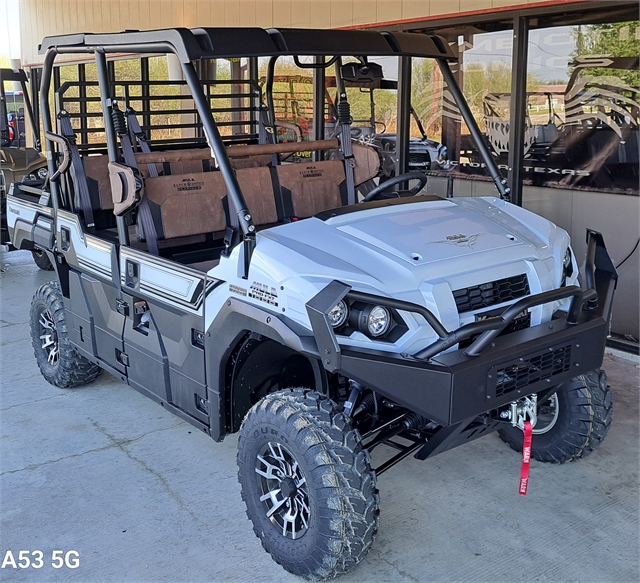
[31,248,54,271]
[30,281,102,388]
[497,370,612,463]
[237,388,379,580]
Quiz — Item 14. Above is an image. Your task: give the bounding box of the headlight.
[339,297,407,341]
[328,300,349,328]
[37,167,48,180]
[364,305,391,337]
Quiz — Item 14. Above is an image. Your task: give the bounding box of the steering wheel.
[363,171,427,202]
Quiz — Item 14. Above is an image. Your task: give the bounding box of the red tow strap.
[519,421,533,496]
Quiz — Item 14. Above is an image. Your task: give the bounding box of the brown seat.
[276,160,347,219]
[95,142,379,247]
[133,147,273,173]
[83,154,114,211]
[164,159,211,175]
[231,154,272,170]
[235,166,279,227]
[84,154,155,212]
[144,171,227,240]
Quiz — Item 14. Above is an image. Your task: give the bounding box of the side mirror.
[341,62,384,87]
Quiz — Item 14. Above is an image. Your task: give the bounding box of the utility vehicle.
[7,28,617,580]
[264,72,449,177]
[1,67,51,269]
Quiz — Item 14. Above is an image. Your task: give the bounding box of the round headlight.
[366,305,391,337]
[37,167,48,180]
[328,300,349,328]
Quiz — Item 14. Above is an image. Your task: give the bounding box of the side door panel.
[56,210,126,375]
[120,297,171,401]
[119,246,209,424]
[66,271,127,375]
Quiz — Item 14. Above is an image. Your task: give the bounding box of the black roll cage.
[37,27,509,249]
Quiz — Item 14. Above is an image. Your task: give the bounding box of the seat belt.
[111,103,159,255]
[125,108,159,178]
[334,96,357,205]
[58,111,95,229]
[259,104,280,166]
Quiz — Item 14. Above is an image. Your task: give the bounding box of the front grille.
[453,274,530,314]
[493,344,572,397]
[408,152,429,168]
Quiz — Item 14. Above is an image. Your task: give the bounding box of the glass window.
[426,21,639,195]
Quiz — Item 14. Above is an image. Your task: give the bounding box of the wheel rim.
[38,309,59,365]
[255,441,310,540]
[534,393,559,434]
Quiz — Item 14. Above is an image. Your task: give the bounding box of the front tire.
[31,248,54,271]
[237,389,379,580]
[30,281,102,388]
[498,370,612,463]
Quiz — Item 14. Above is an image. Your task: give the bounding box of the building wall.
[19,0,579,65]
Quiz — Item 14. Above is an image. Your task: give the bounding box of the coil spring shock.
[111,104,127,136]
[337,98,352,125]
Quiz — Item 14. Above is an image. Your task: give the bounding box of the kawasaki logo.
[428,233,483,248]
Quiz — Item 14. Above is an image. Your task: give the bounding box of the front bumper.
[306,230,617,427]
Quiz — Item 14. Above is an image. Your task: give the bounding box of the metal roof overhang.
[38,27,457,62]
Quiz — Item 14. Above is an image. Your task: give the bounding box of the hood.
[335,201,526,265]
[0,147,46,174]
[257,197,555,297]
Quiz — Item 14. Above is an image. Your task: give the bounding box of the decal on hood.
[428,233,484,248]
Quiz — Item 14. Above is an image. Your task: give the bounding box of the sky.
[463,26,577,83]
[1,0,21,61]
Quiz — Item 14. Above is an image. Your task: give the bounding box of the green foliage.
[460,62,542,131]
[463,62,542,111]
[572,22,640,87]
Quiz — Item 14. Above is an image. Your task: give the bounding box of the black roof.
[38,27,457,62]
[0,68,29,83]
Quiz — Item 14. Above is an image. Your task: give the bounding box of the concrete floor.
[1,249,638,583]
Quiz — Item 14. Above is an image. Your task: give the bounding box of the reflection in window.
[426,22,639,195]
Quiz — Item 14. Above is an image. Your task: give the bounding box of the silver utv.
[8,27,617,581]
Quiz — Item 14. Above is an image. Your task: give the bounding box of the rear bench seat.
[94,140,379,268]
[141,165,280,240]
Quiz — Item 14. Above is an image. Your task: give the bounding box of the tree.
[572,22,640,87]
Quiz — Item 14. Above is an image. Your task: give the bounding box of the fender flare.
[205,297,321,441]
